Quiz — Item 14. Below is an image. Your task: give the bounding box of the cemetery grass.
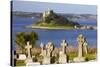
[15,53,96,66]
[15,47,97,66]
[68,52,96,61]
[16,60,26,66]
[85,53,96,61]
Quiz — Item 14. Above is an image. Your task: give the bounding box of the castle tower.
[43,11,46,18]
[42,8,53,21]
[47,8,51,15]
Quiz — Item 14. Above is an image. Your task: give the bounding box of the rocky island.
[26,9,80,30]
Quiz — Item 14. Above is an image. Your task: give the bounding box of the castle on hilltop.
[42,8,53,21]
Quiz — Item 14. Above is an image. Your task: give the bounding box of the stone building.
[42,8,53,21]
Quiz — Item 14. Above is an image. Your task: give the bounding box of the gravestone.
[25,41,34,66]
[18,54,26,60]
[46,42,54,57]
[59,51,67,64]
[41,42,55,64]
[83,42,88,55]
[42,56,50,65]
[40,43,48,64]
[61,40,67,54]
[73,34,85,62]
[59,40,67,63]
[25,41,32,58]
[40,42,44,55]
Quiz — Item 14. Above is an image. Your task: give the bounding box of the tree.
[15,32,25,48]
[24,31,38,47]
[15,31,38,48]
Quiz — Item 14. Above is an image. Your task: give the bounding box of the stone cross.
[61,40,67,54]
[59,40,68,63]
[46,42,54,57]
[25,41,32,58]
[77,34,85,58]
[42,42,54,64]
[73,34,87,62]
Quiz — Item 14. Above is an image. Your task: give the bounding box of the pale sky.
[12,1,97,14]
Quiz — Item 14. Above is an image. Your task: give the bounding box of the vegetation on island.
[32,10,79,29]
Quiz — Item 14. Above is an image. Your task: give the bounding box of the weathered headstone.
[41,42,55,64]
[73,34,85,62]
[25,41,33,66]
[59,51,67,64]
[83,42,88,55]
[59,40,67,63]
[42,56,50,65]
[25,41,32,58]
[18,54,26,60]
[40,42,44,55]
[40,43,47,64]
[61,40,67,54]
[46,42,54,57]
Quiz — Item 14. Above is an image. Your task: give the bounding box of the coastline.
[25,25,97,30]
[25,25,74,30]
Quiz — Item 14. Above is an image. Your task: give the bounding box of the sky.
[12,1,97,14]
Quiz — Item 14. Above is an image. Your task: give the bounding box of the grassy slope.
[26,25,75,30]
